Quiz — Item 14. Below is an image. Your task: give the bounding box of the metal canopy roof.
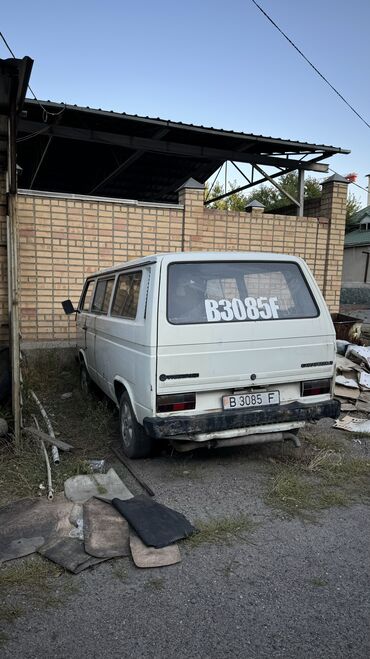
[0,58,33,114]
[0,57,33,168]
[17,99,350,204]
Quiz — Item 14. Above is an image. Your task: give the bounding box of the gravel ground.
[1,425,370,659]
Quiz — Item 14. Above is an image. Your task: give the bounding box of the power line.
[328,168,368,195]
[250,0,370,130]
[16,126,51,143]
[0,31,65,120]
[0,30,16,57]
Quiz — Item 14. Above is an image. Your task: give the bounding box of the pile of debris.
[334,341,370,433]
[0,468,196,573]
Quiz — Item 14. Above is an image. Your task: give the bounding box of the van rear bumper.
[143,399,340,439]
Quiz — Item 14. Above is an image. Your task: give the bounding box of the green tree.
[205,179,278,210]
[206,171,360,222]
[205,181,251,211]
[346,192,362,226]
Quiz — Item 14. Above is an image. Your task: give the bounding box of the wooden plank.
[334,385,360,400]
[356,400,370,413]
[336,355,362,372]
[340,403,357,412]
[23,426,73,451]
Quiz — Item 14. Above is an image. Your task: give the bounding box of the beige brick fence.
[0,176,348,347]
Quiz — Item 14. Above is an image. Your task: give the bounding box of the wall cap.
[18,189,183,210]
[176,177,205,191]
[245,199,265,210]
[321,173,349,186]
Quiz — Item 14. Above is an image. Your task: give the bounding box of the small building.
[342,206,370,303]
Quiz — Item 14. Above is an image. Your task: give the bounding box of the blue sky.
[2,0,369,204]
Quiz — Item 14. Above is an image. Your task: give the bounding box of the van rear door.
[156,257,335,404]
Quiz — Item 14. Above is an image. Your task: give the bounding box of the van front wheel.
[119,393,153,459]
[80,362,94,396]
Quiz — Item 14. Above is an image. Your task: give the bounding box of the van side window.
[112,271,142,319]
[91,278,114,314]
[80,280,95,311]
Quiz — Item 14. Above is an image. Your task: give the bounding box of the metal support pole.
[254,164,300,206]
[29,135,52,189]
[297,169,305,216]
[7,78,22,449]
[362,251,370,284]
[7,192,21,447]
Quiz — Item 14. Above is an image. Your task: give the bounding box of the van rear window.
[167,262,318,324]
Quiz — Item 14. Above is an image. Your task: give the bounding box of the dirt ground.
[0,351,369,658]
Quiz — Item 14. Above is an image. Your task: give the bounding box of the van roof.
[88,251,304,279]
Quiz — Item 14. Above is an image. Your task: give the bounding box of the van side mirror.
[62,299,76,315]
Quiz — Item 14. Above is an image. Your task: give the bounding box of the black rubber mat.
[0,495,74,563]
[112,495,197,548]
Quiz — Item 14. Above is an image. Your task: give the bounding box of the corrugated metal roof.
[345,229,370,247]
[24,99,350,154]
[348,205,370,226]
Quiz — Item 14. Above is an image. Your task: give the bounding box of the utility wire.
[328,168,368,195]
[0,30,15,57]
[250,0,370,130]
[16,126,51,143]
[0,31,65,119]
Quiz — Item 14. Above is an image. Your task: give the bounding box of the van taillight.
[301,379,331,396]
[156,393,196,413]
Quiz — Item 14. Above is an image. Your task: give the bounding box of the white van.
[62,252,339,458]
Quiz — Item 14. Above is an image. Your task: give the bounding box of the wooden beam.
[23,426,74,451]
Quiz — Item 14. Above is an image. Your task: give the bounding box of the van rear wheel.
[80,362,94,396]
[119,392,153,459]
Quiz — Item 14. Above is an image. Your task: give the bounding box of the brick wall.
[187,206,329,294]
[12,176,348,347]
[275,196,322,218]
[320,179,348,311]
[17,194,184,344]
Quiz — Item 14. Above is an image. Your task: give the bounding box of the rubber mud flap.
[129,531,181,568]
[83,498,130,558]
[38,537,108,574]
[0,495,74,563]
[112,495,197,548]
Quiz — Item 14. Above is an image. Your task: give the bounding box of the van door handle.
[82,324,87,331]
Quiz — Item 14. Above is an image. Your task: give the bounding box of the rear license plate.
[223,391,280,410]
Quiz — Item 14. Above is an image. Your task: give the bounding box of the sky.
[2,0,370,204]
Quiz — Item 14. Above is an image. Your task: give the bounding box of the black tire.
[119,392,153,459]
[80,362,94,396]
